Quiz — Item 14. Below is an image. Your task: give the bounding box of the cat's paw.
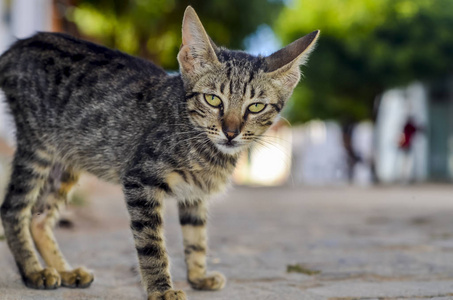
[60,267,94,288]
[24,267,61,289]
[189,271,226,291]
[148,289,187,300]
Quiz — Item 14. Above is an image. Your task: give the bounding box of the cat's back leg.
[0,146,61,289]
[30,165,94,288]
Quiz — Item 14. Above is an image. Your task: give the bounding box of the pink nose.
[225,130,238,140]
[223,125,240,141]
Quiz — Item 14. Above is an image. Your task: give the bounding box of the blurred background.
[0,0,453,190]
[2,3,453,298]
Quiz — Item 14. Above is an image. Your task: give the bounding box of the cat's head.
[177,6,319,155]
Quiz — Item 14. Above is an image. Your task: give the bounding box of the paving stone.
[1,184,453,299]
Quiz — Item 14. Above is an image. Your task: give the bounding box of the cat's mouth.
[221,140,237,147]
[216,140,244,155]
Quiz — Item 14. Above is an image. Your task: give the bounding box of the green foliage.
[276,0,453,123]
[69,0,284,70]
[68,0,453,123]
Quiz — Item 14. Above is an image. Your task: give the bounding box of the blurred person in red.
[398,116,419,183]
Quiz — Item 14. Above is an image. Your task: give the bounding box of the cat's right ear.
[264,30,320,91]
[178,6,220,77]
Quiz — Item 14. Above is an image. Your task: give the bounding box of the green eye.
[248,103,266,113]
[204,94,222,107]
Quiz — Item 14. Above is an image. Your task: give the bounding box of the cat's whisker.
[252,137,292,162]
[258,134,292,145]
[250,142,293,183]
[165,132,208,152]
[155,130,207,148]
[254,136,287,151]
[170,130,204,136]
[251,139,296,186]
[277,116,292,128]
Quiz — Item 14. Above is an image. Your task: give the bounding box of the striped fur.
[178,200,225,290]
[0,6,318,299]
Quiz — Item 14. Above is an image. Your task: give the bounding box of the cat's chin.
[215,142,245,155]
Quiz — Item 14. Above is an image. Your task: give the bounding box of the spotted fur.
[0,6,318,299]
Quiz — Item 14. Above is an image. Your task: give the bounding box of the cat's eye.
[248,103,266,113]
[204,94,222,108]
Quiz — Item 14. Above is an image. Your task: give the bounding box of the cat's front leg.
[178,200,226,291]
[123,172,186,300]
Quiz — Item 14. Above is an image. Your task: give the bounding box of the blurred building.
[375,80,453,183]
[426,78,453,181]
[1,1,453,187]
[375,83,429,183]
[291,121,348,185]
[233,120,372,186]
[235,79,453,186]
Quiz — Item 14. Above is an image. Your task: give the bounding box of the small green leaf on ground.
[286,264,320,275]
[0,235,5,241]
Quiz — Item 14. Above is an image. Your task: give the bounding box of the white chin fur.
[215,143,245,155]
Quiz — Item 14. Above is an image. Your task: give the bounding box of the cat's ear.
[177,6,219,76]
[265,30,320,90]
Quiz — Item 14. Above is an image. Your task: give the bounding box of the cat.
[0,6,318,300]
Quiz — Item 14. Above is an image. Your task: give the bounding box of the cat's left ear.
[265,30,320,91]
[178,6,220,77]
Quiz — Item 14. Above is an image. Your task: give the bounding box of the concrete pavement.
[2,183,453,299]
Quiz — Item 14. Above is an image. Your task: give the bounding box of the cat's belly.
[57,152,122,184]
[166,171,231,201]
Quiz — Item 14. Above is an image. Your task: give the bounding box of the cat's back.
[0,32,166,84]
[0,32,180,181]
[0,32,172,138]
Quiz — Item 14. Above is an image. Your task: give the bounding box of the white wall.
[11,0,52,39]
[375,82,428,183]
[0,0,13,145]
[292,121,348,185]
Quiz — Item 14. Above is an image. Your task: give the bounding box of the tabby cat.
[0,6,318,300]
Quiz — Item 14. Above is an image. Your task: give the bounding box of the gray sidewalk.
[2,184,453,299]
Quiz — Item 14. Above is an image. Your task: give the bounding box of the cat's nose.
[222,114,241,141]
[224,129,239,141]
